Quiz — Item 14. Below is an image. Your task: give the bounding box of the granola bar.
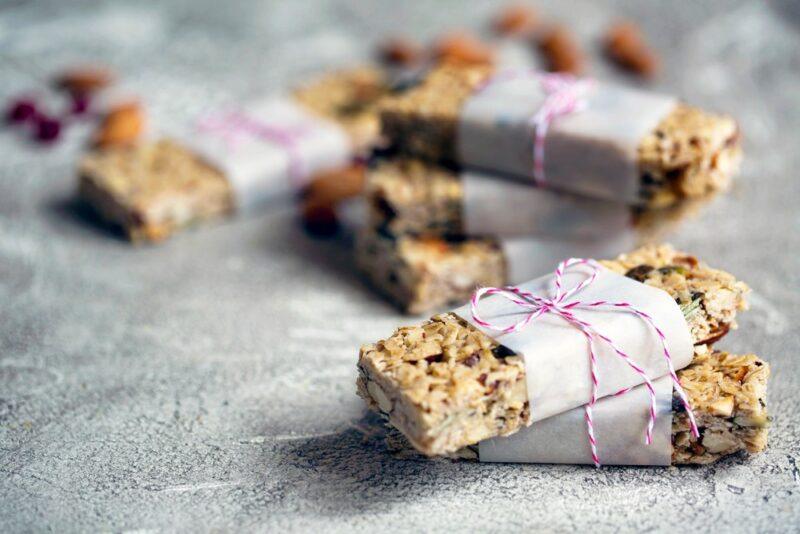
[366,158,627,238]
[357,244,749,455]
[379,65,742,208]
[356,230,506,315]
[380,347,770,464]
[79,67,390,243]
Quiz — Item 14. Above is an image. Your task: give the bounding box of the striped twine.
[470,258,699,467]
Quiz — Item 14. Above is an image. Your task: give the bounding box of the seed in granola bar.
[624,264,654,282]
[491,345,516,359]
[463,354,480,367]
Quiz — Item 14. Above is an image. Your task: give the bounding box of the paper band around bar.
[461,170,631,238]
[451,263,694,465]
[456,71,677,204]
[187,97,351,213]
[480,376,674,465]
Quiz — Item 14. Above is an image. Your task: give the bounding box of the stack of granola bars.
[355,65,742,314]
[358,244,770,465]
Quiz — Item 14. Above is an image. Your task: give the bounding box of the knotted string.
[474,70,593,187]
[470,258,699,467]
[196,110,313,182]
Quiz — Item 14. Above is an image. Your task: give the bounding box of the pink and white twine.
[196,110,313,183]
[470,259,699,467]
[475,70,593,187]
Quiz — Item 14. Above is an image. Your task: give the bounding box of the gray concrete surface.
[1,1,799,532]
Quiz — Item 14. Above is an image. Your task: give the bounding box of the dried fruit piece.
[56,66,114,95]
[379,37,424,66]
[302,199,340,237]
[538,25,585,74]
[93,102,144,148]
[433,32,495,66]
[493,4,538,36]
[604,21,659,78]
[70,93,91,115]
[34,115,61,143]
[304,163,365,205]
[6,98,37,124]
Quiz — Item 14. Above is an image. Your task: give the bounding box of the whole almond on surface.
[434,32,495,66]
[93,102,145,148]
[304,164,366,205]
[493,5,539,36]
[538,25,585,75]
[604,21,659,78]
[379,37,425,66]
[56,66,114,94]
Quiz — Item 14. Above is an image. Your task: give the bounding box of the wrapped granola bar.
[79,68,390,242]
[380,65,741,208]
[357,245,749,457]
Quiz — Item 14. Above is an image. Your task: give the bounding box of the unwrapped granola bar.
[357,244,749,455]
[79,67,390,242]
[366,158,629,239]
[380,65,741,208]
[380,347,770,465]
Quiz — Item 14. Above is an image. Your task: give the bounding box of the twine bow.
[475,70,593,186]
[470,258,699,467]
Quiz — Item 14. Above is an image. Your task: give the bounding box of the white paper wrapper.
[184,97,352,213]
[457,72,677,203]
[479,377,674,465]
[461,170,631,239]
[452,264,693,424]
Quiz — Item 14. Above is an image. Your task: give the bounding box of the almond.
[493,5,538,36]
[379,37,424,66]
[56,66,114,94]
[434,32,495,66]
[604,21,659,78]
[93,102,145,148]
[304,163,366,205]
[538,25,585,75]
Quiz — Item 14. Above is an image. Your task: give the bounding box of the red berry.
[70,93,90,115]
[6,99,37,124]
[34,115,61,142]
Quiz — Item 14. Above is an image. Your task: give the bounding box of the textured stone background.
[1,1,799,532]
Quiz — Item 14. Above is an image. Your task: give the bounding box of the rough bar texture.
[292,66,388,152]
[381,348,769,464]
[356,230,506,315]
[379,65,742,208]
[366,159,464,237]
[357,244,749,455]
[79,140,234,243]
[357,312,529,456]
[79,67,390,243]
[600,244,749,347]
[672,346,769,464]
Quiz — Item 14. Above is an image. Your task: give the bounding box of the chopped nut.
[708,396,734,417]
[56,66,114,94]
[93,102,145,148]
[433,32,495,66]
[379,37,425,66]
[538,25,585,75]
[493,4,539,36]
[367,381,393,413]
[604,21,659,78]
